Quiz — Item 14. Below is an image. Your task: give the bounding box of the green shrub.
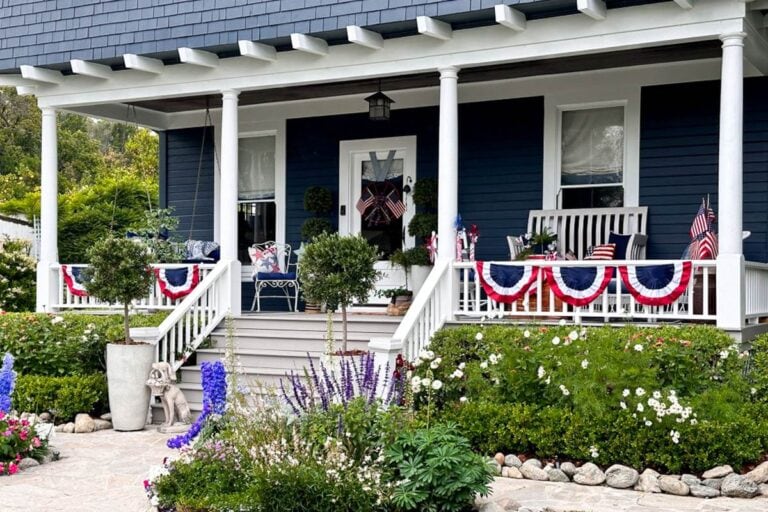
[416,324,767,473]
[386,423,494,512]
[0,238,36,312]
[14,373,107,423]
[300,217,333,241]
[0,312,166,375]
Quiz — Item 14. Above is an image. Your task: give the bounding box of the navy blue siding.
[286,96,543,261]
[163,127,215,242]
[639,77,768,262]
[0,0,663,72]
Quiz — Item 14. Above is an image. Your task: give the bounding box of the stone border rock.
[53,413,113,434]
[489,454,768,500]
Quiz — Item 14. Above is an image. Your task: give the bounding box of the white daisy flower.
[431,380,443,390]
[581,359,589,369]
[475,332,484,341]
[552,336,561,346]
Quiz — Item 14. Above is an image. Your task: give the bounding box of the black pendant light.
[365,79,394,121]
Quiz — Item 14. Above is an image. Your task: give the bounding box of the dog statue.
[146,362,191,428]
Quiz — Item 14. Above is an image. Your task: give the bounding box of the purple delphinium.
[0,353,16,413]
[167,360,226,449]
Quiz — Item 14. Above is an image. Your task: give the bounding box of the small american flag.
[698,231,718,259]
[385,188,406,219]
[690,199,709,240]
[356,187,374,214]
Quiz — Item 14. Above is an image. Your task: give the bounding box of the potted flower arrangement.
[515,228,558,260]
[297,233,379,354]
[84,236,156,431]
[378,287,413,316]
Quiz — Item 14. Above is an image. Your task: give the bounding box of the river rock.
[659,476,690,496]
[506,466,523,479]
[494,453,505,465]
[74,413,95,433]
[520,462,549,481]
[495,498,521,511]
[746,461,768,484]
[681,474,701,487]
[39,412,52,423]
[524,458,542,469]
[721,473,759,498]
[573,462,606,486]
[689,485,720,498]
[61,422,75,433]
[478,503,505,512]
[93,419,112,431]
[100,413,112,421]
[759,484,768,497]
[560,462,577,477]
[702,478,722,490]
[546,468,570,482]
[605,464,639,489]
[702,465,734,480]
[490,461,502,475]
[504,454,522,468]
[18,458,39,470]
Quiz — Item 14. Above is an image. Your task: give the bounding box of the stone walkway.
[0,429,174,512]
[2,430,767,512]
[479,478,768,512]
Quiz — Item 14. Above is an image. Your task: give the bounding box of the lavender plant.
[0,353,16,413]
[167,360,227,449]
[280,352,406,416]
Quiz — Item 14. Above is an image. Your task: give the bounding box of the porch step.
[166,313,401,421]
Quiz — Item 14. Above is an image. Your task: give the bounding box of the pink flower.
[32,437,41,448]
[8,463,18,475]
[19,430,28,441]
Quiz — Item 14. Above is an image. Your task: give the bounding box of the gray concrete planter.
[106,343,154,431]
[410,265,432,296]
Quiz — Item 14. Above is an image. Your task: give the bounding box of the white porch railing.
[455,260,717,323]
[745,261,768,323]
[388,259,453,360]
[52,263,216,310]
[152,260,234,370]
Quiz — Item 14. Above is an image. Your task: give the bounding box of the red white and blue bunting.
[618,262,692,306]
[155,265,200,300]
[476,262,539,303]
[543,266,614,307]
[61,265,88,297]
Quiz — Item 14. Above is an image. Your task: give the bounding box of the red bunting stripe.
[155,265,200,300]
[476,262,539,303]
[544,266,614,307]
[619,262,692,306]
[61,265,88,297]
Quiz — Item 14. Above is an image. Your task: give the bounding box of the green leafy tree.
[84,237,155,344]
[298,233,379,352]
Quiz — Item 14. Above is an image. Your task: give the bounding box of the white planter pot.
[410,265,432,296]
[106,343,155,431]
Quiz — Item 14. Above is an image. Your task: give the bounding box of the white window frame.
[542,87,641,209]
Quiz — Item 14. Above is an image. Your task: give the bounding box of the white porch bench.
[511,207,649,260]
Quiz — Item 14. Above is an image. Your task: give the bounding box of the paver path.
[0,429,174,512]
[479,477,768,512]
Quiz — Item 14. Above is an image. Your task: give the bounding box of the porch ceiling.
[127,40,721,113]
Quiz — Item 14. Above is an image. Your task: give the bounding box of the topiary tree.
[301,186,334,242]
[298,233,379,352]
[84,237,154,344]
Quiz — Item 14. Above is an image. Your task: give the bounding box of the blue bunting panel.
[61,265,88,297]
[619,262,692,306]
[155,265,200,300]
[544,266,614,307]
[476,262,539,303]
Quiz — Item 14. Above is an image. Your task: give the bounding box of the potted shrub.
[378,287,413,316]
[84,236,156,431]
[391,246,431,296]
[298,233,379,353]
[301,186,334,313]
[407,178,438,242]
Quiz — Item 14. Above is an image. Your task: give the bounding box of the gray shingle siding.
[0,0,663,72]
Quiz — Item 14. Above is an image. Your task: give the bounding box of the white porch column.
[437,66,459,261]
[716,32,746,332]
[36,107,58,312]
[219,89,242,313]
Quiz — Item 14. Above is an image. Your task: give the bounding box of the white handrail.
[745,261,768,321]
[390,259,452,359]
[152,260,232,371]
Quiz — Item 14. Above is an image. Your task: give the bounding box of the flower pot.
[410,265,431,296]
[106,342,155,431]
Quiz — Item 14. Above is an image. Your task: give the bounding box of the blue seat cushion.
[608,232,632,260]
[256,272,297,281]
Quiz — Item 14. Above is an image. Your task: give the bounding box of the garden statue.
[146,362,191,432]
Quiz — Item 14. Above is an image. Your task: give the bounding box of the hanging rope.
[188,98,214,240]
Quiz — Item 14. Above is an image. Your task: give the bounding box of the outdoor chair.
[249,241,300,312]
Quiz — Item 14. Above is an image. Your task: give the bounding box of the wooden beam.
[417,16,452,41]
[19,65,63,85]
[290,33,329,56]
[346,26,384,50]
[672,0,694,8]
[577,0,607,21]
[70,59,113,79]
[495,5,527,31]
[123,54,165,74]
[238,40,277,62]
[178,47,219,68]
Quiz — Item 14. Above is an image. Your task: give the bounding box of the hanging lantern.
[365,84,394,121]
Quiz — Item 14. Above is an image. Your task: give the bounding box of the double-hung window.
[237,135,276,264]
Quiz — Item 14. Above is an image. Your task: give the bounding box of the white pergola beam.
[673,0,694,8]
[0,74,34,87]
[238,40,277,62]
[290,33,329,56]
[178,47,220,68]
[495,5,527,31]
[578,0,607,20]
[19,65,63,85]
[123,54,165,74]
[417,16,452,41]
[70,59,113,79]
[15,86,37,96]
[347,25,384,50]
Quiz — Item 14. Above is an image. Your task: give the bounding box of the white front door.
[339,136,417,305]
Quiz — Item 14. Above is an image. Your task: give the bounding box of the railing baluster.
[702,266,709,316]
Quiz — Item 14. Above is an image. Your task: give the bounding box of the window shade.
[238,136,276,200]
[561,107,624,186]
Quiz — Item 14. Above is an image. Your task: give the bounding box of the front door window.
[358,154,405,259]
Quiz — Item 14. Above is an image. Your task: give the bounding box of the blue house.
[3,1,768,387]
